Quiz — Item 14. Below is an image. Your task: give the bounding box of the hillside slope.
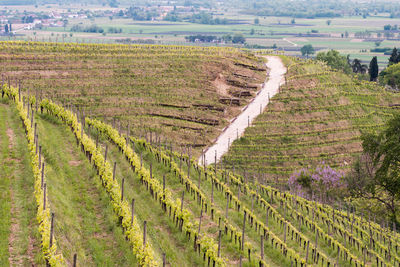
[222,56,400,184]
[0,41,266,156]
[2,85,399,266]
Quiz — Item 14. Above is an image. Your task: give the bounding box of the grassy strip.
[2,86,64,265]
[36,113,138,266]
[92,131,209,266]
[0,102,12,265]
[39,98,158,266]
[85,117,226,266]
[0,100,43,266]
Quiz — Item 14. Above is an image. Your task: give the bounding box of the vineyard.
[1,41,400,267]
[222,56,400,184]
[0,41,266,158]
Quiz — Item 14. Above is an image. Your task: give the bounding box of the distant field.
[3,6,399,69]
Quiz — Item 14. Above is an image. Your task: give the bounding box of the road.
[283,38,298,47]
[199,56,287,166]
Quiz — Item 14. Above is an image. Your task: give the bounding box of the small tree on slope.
[347,114,400,225]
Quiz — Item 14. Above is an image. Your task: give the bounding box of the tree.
[291,18,296,24]
[232,33,245,44]
[316,50,351,73]
[369,56,379,81]
[351,58,368,74]
[289,164,345,202]
[63,19,68,31]
[347,114,400,224]
[222,34,232,43]
[384,24,392,31]
[250,28,255,35]
[380,63,400,89]
[4,24,8,33]
[326,19,331,26]
[300,44,315,57]
[389,48,400,66]
[254,18,259,25]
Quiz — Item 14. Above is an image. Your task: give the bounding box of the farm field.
[1,80,400,266]
[3,3,400,68]
[222,55,400,184]
[0,41,266,157]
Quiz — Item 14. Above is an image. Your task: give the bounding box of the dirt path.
[200,56,287,165]
[6,126,22,267]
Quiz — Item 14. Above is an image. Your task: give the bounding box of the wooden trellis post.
[43,183,47,210]
[143,221,147,247]
[242,211,246,250]
[218,230,222,257]
[50,212,55,248]
[181,191,184,212]
[73,254,77,267]
[121,178,125,202]
[113,162,117,180]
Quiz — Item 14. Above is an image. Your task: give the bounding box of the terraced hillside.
[2,82,400,267]
[0,41,266,156]
[222,56,400,184]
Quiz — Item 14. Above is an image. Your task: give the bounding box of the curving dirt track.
[200,56,287,165]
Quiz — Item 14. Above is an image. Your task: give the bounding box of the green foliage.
[351,58,368,74]
[369,56,379,81]
[232,33,246,44]
[2,85,65,266]
[384,24,398,31]
[347,114,400,224]
[316,50,351,74]
[39,100,158,266]
[86,118,225,266]
[388,47,400,66]
[70,24,104,33]
[381,62,400,89]
[300,44,314,57]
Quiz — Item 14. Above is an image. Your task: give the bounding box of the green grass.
[89,130,207,266]
[0,99,43,266]
[35,113,138,266]
[86,122,270,265]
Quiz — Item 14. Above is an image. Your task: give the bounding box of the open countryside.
[2,0,400,266]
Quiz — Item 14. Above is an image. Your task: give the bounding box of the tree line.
[300,45,400,83]
[184,33,246,44]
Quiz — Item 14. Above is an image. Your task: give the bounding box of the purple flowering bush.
[289,163,345,201]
